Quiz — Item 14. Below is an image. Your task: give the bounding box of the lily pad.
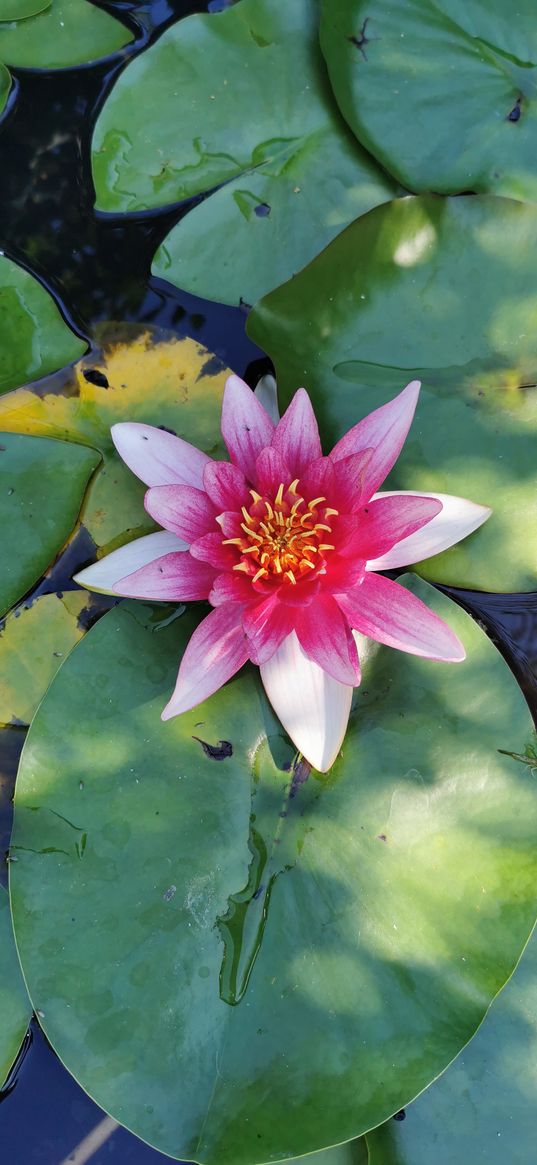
[10,579,537,1162]
[0,324,230,555]
[0,59,11,116]
[0,591,90,726]
[0,255,86,394]
[320,0,537,201]
[0,432,99,617]
[366,922,537,1165]
[0,0,50,20]
[285,1145,367,1164]
[0,0,133,69]
[249,194,537,592]
[0,885,31,1089]
[92,0,396,306]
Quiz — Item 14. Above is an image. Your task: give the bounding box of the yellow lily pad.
[0,323,231,555]
[0,591,90,726]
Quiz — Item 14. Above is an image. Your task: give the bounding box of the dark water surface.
[1,1,537,1161]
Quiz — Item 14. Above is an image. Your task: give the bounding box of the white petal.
[74,532,187,595]
[254,373,280,423]
[111,422,210,488]
[366,491,492,571]
[260,631,353,772]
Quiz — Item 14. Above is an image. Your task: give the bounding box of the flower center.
[223,480,338,586]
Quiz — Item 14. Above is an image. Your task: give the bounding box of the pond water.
[2,1,537,1161]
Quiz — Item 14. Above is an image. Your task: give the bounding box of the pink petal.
[300,455,335,499]
[115,551,216,601]
[243,595,295,664]
[330,381,421,499]
[74,532,187,595]
[296,596,361,685]
[331,449,374,512]
[203,460,249,512]
[260,632,353,772]
[271,388,322,476]
[319,553,367,593]
[144,485,217,542]
[161,604,250,719]
[190,532,238,570]
[214,511,242,538]
[337,573,465,662]
[366,491,492,570]
[209,572,254,607]
[254,447,290,496]
[221,374,275,481]
[341,494,442,561]
[111,422,210,488]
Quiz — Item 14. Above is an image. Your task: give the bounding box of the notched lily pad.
[248,194,537,591]
[92,0,396,305]
[10,579,537,1162]
[320,0,537,201]
[0,323,231,555]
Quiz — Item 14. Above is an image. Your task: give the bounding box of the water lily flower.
[75,376,491,771]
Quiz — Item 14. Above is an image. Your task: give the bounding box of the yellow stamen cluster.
[223,480,338,586]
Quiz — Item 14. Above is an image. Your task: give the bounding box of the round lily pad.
[92,0,396,306]
[0,885,31,1089]
[320,0,537,201]
[10,579,537,1162]
[0,0,133,69]
[0,324,230,555]
[248,194,537,591]
[366,922,537,1165]
[0,432,99,617]
[0,255,86,394]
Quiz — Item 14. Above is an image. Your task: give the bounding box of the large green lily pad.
[0,324,230,555]
[0,255,86,394]
[0,0,133,68]
[320,0,537,201]
[0,432,99,617]
[0,885,31,1089]
[366,922,537,1165]
[249,194,537,592]
[0,591,90,726]
[92,0,396,306]
[10,579,537,1162]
